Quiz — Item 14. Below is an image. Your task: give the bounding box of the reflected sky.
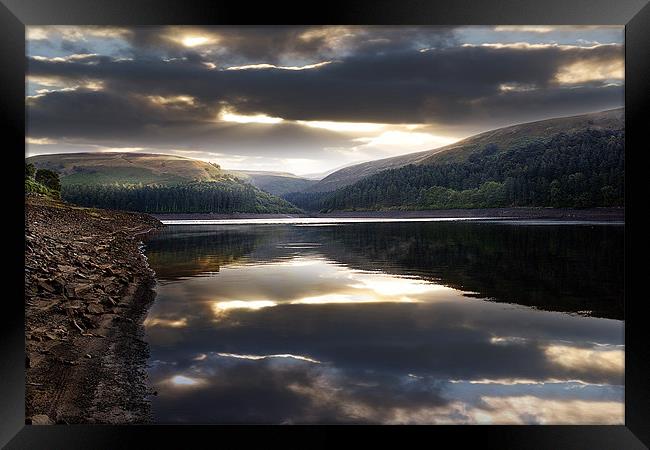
[143,223,623,424]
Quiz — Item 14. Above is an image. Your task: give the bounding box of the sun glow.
[180,35,214,47]
[212,300,278,312]
[351,276,445,297]
[353,130,457,148]
[290,294,380,305]
[169,375,203,386]
[219,108,285,124]
[296,120,386,133]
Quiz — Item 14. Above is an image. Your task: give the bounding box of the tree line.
[62,181,301,214]
[284,129,624,211]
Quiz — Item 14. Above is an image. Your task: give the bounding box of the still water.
[143,220,624,424]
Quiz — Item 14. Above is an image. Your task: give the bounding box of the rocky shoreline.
[25,195,164,424]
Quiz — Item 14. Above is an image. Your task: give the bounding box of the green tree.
[35,169,61,192]
[25,162,36,179]
[477,181,506,207]
[600,185,617,207]
[288,129,624,211]
[549,179,563,207]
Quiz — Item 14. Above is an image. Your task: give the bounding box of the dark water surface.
[143,221,624,424]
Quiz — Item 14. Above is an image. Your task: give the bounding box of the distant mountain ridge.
[305,108,624,193]
[227,170,318,196]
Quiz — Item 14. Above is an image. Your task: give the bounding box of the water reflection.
[143,222,623,424]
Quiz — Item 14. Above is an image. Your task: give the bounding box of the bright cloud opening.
[225,61,332,71]
[353,130,457,148]
[297,120,386,133]
[147,95,197,106]
[219,108,285,124]
[555,59,624,84]
[216,353,321,364]
[212,300,278,312]
[169,375,202,386]
[181,35,216,47]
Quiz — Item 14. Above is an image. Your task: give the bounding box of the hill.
[27,152,227,186]
[305,108,623,193]
[286,110,624,211]
[26,153,302,214]
[228,170,318,196]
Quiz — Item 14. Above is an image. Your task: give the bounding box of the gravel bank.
[25,195,163,424]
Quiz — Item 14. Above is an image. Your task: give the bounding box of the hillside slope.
[228,170,318,196]
[27,152,226,186]
[306,108,623,193]
[27,152,302,214]
[286,116,624,211]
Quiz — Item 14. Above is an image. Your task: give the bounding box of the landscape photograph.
[24,25,624,425]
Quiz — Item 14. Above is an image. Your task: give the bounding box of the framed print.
[1,0,648,448]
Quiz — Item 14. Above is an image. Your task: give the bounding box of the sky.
[26,26,624,176]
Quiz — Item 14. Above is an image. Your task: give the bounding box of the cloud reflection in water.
[143,223,624,424]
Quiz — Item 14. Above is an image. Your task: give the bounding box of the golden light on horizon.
[219,107,285,124]
[353,130,458,148]
[296,120,386,133]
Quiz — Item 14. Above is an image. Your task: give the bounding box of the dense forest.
[284,129,624,211]
[283,191,333,212]
[62,181,302,214]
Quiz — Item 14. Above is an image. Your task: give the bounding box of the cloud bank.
[26,26,624,175]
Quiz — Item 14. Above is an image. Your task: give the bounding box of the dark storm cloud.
[27,88,354,156]
[149,357,451,424]
[123,25,459,64]
[25,26,624,172]
[146,295,623,387]
[27,43,623,131]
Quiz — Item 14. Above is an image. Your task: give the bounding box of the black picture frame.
[2,0,647,448]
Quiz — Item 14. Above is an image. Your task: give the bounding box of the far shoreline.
[153,207,624,222]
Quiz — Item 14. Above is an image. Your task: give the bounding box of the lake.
[142,220,624,424]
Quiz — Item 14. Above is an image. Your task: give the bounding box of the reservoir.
[143,220,624,424]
